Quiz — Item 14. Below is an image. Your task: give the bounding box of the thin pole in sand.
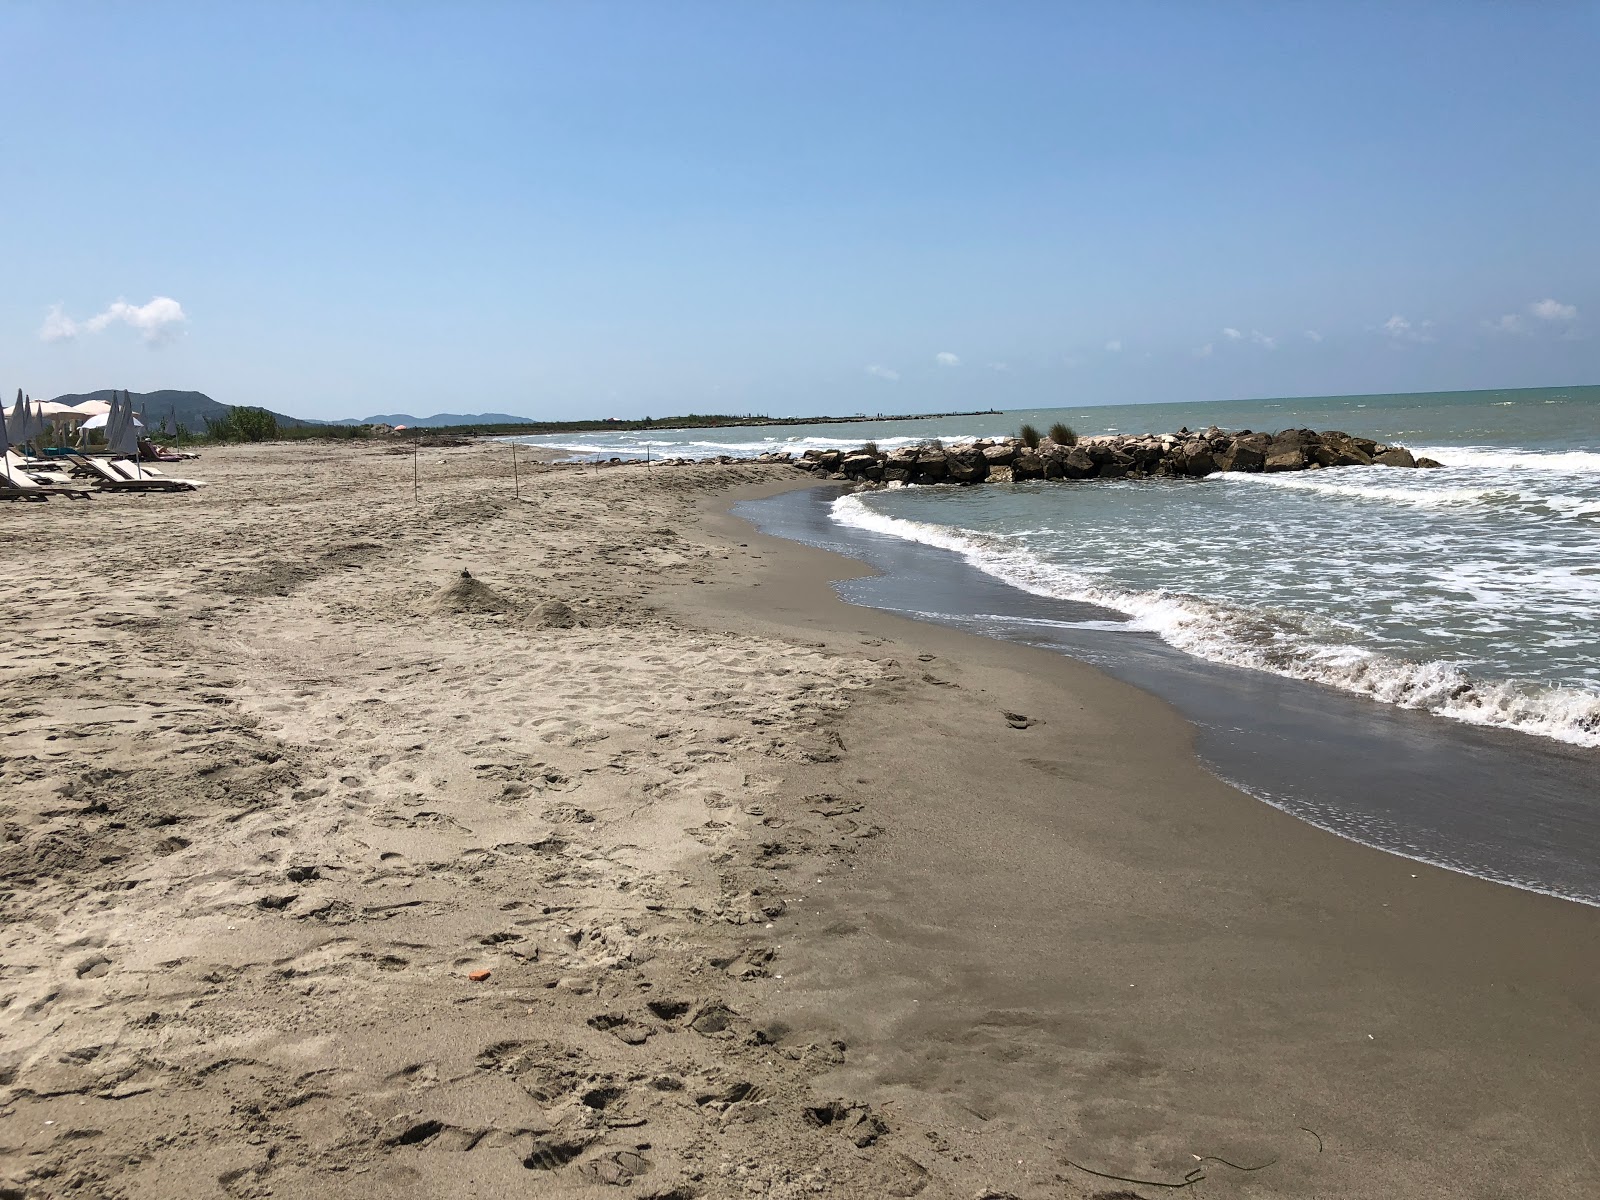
[511,439,521,498]
[412,429,420,502]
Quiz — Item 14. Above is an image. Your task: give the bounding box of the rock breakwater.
[785,427,1443,485]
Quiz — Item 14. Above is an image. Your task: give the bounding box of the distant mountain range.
[46,391,539,431]
[350,412,535,427]
[49,389,314,431]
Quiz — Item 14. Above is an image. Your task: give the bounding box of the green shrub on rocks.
[1018,424,1041,448]
[1048,422,1077,446]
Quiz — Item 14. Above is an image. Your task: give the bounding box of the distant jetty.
[777,426,1443,483]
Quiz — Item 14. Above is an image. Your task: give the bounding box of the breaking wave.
[831,492,1600,748]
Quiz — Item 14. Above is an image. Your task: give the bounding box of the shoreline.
[740,484,1600,906]
[1,444,1594,1198]
[701,476,1600,1198]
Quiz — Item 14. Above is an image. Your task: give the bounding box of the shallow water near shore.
[737,485,1600,907]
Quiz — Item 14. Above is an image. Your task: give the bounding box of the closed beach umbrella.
[0,392,11,458]
[109,392,142,459]
[14,394,43,449]
[6,390,27,445]
[102,391,124,450]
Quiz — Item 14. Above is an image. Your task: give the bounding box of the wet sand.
[0,441,1595,1199]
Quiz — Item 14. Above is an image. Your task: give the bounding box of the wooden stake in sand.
[511,439,520,498]
[412,429,420,502]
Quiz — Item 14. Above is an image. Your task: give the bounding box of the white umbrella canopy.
[80,411,147,431]
[70,400,112,417]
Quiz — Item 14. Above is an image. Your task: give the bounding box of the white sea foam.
[1410,446,1600,472]
[1214,470,1511,510]
[831,493,1600,748]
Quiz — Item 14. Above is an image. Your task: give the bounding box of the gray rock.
[945,450,987,483]
[1265,445,1306,472]
[1061,446,1096,478]
[1219,441,1265,472]
[1374,446,1416,468]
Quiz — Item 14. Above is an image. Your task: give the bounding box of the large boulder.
[945,450,988,483]
[1218,439,1266,472]
[1265,443,1307,472]
[815,450,843,472]
[981,443,1016,465]
[840,453,878,476]
[1061,446,1096,479]
[1374,446,1416,468]
[1097,452,1136,478]
[1181,448,1216,477]
[916,451,948,481]
[1012,449,1044,480]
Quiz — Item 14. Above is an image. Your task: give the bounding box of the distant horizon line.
[41,378,1599,427]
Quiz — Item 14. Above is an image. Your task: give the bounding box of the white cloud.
[1222,327,1242,340]
[1530,298,1577,321]
[39,304,79,342]
[40,295,188,345]
[935,351,961,367]
[1304,330,1323,342]
[986,361,1010,372]
[1250,330,1276,349]
[1382,314,1434,343]
[1194,343,1214,358]
[865,363,899,382]
[1104,340,1122,353]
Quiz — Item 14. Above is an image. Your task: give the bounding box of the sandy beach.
[2,441,1596,1200]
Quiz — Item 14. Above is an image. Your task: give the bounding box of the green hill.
[48,389,313,433]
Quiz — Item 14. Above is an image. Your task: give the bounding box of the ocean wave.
[831,493,1600,748]
[1410,445,1600,472]
[1213,470,1512,510]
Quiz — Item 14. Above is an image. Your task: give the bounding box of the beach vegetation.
[860,441,880,455]
[204,406,280,442]
[1049,422,1077,446]
[1019,423,1041,448]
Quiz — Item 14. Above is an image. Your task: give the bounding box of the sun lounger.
[1,454,93,500]
[69,455,197,492]
[106,459,207,488]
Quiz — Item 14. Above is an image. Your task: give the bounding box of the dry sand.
[1,441,1595,1199]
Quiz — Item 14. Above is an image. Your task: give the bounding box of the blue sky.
[3,2,1597,420]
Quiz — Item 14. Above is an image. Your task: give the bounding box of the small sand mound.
[531,599,579,629]
[429,570,515,615]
